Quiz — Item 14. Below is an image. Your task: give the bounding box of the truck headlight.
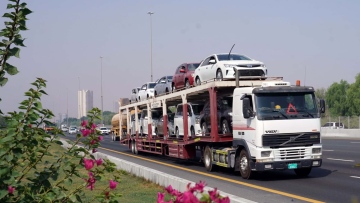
[261,151,271,157]
[312,148,321,154]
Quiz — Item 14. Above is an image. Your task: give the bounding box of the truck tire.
[134,140,139,154]
[222,119,230,134]
[239,149,252,179]
[294,168,312,177]
[131,140,135,154]
[204,146,214,172]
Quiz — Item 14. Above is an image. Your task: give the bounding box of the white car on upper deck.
[194,53,267,86]
[138,82,156,101]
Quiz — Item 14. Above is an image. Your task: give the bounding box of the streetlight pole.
[147,11,154,82]
[78,76,81,120]
[66,88,69,127]
[100,56,104,126]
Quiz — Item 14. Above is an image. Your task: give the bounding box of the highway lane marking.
[99,146,324,203]
[327,158,354,162]
[350,142,360,144]
[322,150,334,152]
[350,176,360,179]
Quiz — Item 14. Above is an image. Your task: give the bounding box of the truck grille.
[262,132,320,148]
[273,147,312,161]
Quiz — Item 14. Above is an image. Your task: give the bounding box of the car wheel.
[190,127,195,138]
[216,69,223,81]
[154,128,158,137]
[195,77,201,86]
[165,88,169,93]
[171,83,175,92]
[138,97,141,101]
[147,94,149,99]
[294,168,312,177]
[140,127,143,136]
[154,91,157,97]
[201,122,208,136]
[167,127,170,137]
[185,80,190,89]
[222,119,230,134]
[175,127,180,139]
[204,146,214,171]
[239,149,252,179]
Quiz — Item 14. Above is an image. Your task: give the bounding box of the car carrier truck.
[118,73,325,179]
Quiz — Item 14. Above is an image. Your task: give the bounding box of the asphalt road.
[62,134,360,203]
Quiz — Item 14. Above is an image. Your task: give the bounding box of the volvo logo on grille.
[247,64,252,68]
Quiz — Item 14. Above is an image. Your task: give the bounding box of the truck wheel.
[131,140,135,154]
[294,168,312,177]
[216,69,223,81]
[185,80,190,89]
[175,127,180,139]
[134,140,138,154]
[201,122,209,136]
[239,149,252,179]
[204,146,214,171]
[222,119,230,134]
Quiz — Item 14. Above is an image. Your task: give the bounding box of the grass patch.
[22,142,169,203]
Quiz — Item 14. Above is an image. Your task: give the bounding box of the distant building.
[78,90,93,119]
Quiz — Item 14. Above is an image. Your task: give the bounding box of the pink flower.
[92,148,97,153]
[109,180,118,189]
[157,192,172,203]
[81,120,88,127]
[96,158,103,166]
[217,197,230,203]
[164,185,181,196]
[91,123,97,129]
[81,129,91,137]
[90,140,97,145]
[86,172,96,190]
[182,191,199,203]
[193,181,206,193]
[83,158,94,170]
[98,136,104,141]
[209,188,220,201]
[8,186,15,194]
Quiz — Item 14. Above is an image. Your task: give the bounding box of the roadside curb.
[60,138,256,203]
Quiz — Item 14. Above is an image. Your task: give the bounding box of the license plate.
[288,163,298,169]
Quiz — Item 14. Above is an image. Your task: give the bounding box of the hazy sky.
[0,0,359,120]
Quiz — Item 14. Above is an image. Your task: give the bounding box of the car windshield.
[188,63,200,71]
[100,127,106,130]
[167,76,173,82]
[148,83,156,88]
[191,104,204,115]
[217,54,251,61]
[255,92,319,120]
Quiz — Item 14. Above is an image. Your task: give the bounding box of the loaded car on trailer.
[118,71,325,179]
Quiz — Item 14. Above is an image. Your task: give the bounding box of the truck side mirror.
[319,99,325,113]
[243,98,252,119]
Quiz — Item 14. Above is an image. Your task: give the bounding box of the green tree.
[325,80,350,116]
[315,88,326,100]
[346,73,360,116]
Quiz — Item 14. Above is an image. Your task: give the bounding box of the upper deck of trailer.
[120,77,284,110]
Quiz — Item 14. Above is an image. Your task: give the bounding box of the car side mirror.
[242,98,253,119]
[180,69,185,73]
[209,59,216,64]
[319,99,325,113]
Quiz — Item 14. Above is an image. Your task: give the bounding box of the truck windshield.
[255,92,319,120]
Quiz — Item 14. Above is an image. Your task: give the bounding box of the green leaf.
[9,47,20,58]
[6,4,14,9]
[13,38,25,47]
[4,63,19,75]
[0,135,14,144]
[0,77,8,87]
[0,190,8,200]
[5,154,13,162]
[34,101,42,109]
[0,167,10,176]
[2,13,14,19]
[19,8,33,16]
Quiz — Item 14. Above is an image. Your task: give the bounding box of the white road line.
[350,176,360,179]
[327,158,354,162]
[322,150,334,151]
[350,142,360,144]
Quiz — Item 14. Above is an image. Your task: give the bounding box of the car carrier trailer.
[119,74,325,179]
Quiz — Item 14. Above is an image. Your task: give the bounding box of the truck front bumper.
[250,159,322,171]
